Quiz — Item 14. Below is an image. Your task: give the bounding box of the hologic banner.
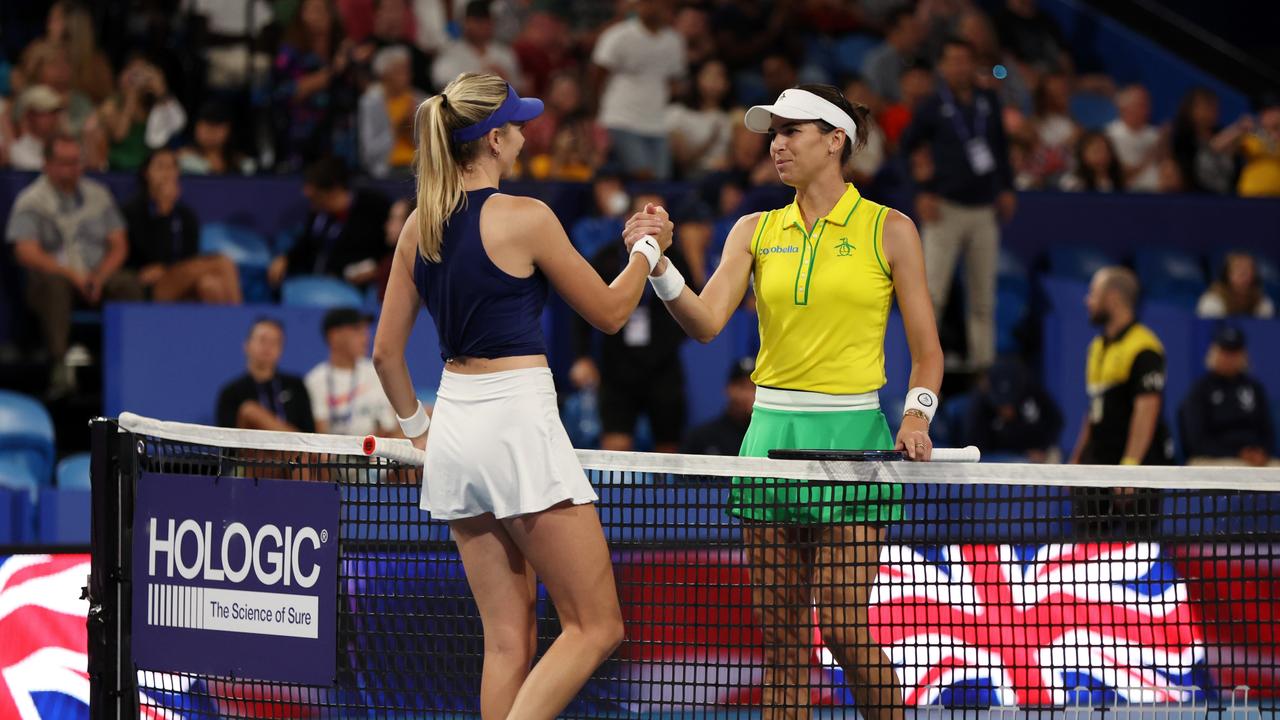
[131,472,339,685]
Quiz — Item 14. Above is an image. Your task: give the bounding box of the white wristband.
[630,235,661,274]
[904,387,938,423]
[397,400,431,437]
[648,261,686,301]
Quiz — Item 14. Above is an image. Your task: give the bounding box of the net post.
[88,418,138,720]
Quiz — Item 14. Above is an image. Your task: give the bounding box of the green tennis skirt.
[729,405,903,524]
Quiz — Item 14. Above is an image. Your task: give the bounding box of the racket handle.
[932,446,981,463]
[362,435,426,467]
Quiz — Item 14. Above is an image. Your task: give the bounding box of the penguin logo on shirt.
[835,238,855,256]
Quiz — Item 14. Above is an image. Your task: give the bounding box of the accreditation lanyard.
[939,85,996,176]
[311,213,346,274]
[255,377,285,421]
[326,367,357,429]
[939,84,990,142]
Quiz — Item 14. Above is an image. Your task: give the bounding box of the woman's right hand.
[623,203,673,253]
[411,432,427,452]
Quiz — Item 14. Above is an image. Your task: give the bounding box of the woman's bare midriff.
[443,354,548,375]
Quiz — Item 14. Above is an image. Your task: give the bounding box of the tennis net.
[89,413,1280,719]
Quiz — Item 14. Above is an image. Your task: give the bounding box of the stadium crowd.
[1,0,1277,194]
[1,0,1279,468]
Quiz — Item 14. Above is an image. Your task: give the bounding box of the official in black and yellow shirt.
[1070,267,1174,466]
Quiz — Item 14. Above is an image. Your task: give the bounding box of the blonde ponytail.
[413,73,511,263]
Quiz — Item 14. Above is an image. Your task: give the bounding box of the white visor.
[744,88,858,139]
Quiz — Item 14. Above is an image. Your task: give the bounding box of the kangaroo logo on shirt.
[835,238,855,256]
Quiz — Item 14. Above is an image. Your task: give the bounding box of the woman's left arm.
[883,210,944,461]
[372,209,426,447]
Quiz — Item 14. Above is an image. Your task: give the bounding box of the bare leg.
[154,256,242,303]
[813,524,904,720]
[151,261,203,302]
[743,523,814,720]
[450,514,539,720]
[500,502,625,720]
[213,254,243,303]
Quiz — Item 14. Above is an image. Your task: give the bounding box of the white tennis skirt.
[421,367,598,521]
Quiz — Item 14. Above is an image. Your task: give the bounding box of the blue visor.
[451,85,544,143]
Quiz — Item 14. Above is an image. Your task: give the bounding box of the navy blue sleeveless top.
[413,188,548,361]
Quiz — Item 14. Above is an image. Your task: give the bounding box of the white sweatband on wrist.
[904,387,938,423]
[630,235,661,274]
[649,261,686,301]
[397,401,431,437]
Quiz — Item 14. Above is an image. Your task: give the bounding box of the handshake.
[622,203,675,276]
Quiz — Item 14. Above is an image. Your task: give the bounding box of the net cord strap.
[117,411,1280,490]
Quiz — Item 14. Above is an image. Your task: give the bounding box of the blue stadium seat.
[199,223,273,268]
[0,459,39,544]
[1069,92,1118,130]
[1134,247,1205,303]
[834,34,881,75]
[200,223,274,302]
[0,390,55,485]
[281,276,365,308]
[569,217,623,260]
[1047,245,1113,281]
[56,452,92,490]
[38,486,90,544]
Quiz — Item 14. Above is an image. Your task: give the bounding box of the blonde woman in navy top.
[372,72,671,720]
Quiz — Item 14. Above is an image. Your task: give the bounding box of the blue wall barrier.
[104,302,756,430]
[36,487,89,545]
[103,303,445,426]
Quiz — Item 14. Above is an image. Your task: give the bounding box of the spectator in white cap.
[359,45,426,178]
[10,85,68,171]
[306,308,402,437]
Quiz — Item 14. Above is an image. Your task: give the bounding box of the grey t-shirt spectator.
[593,17,686,137]
[5,175,125,273]
[431,40,523,91]
[863,43,908,102]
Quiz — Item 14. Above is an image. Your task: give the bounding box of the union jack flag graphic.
[863,542,1209,708]
[0,554,93,720]
[0,554,209,720]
